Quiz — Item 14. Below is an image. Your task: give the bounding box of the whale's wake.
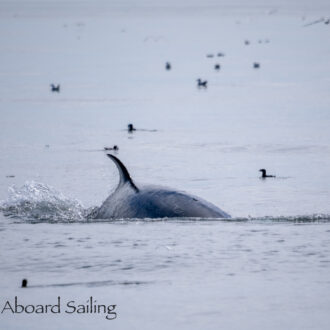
[1,181,330,223]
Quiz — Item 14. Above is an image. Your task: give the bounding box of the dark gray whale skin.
[95,154,230,219]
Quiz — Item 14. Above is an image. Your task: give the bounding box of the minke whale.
[95,154,230,219]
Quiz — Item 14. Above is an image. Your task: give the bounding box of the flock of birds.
[49,39,261,93]
[164,40,261,89]
[48,39,274,180]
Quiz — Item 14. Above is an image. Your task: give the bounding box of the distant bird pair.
[206,53,225,58]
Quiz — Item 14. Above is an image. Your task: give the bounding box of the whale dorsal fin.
[107,154,139,192]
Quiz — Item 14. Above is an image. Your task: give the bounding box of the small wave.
[0,181,88,222]
[231,215,330,223]
[87,214,330,224]
[29,279,154,289]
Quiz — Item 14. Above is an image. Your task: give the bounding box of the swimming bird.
[259,169,275,178]
[303,17,330,27]
[128,124,136,132]
[165,62,171,70]
[214,64,220,70]
[197,79,208,88]
[21,279,28,288]
[94,154,230,219]
[253,62,260,69]
[104,145,119,151]
[50,84,60,92]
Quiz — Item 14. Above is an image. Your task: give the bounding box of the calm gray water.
[1,1,330,329]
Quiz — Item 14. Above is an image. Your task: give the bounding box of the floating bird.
[214,64,220,71]
[217,52,225,57]
[21,279,28,288]
[253,62,260,69]
[104,145,119,151]
[128,124,136,132]
[165,62,171,70]
[303,17,330,27]
[197,79,208,88]
[206,54,214,58]
[244,40,250,45]
[259,169,275,178]
[50,84,60,92]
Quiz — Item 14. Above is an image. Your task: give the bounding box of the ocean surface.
[1,1,330,329]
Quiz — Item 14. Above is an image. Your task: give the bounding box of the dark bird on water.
[50,84,60,92]
[259,169,275,178]
[303,17,330,27]
[214,64,220,70]
[197,79,208,88]
[165,62,171,70]
[253,62,260,69]
[21,279,28,288]
[128,123,136,132]
[104,145,119,151]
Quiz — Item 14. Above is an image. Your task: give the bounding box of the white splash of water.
[0,181,87,222]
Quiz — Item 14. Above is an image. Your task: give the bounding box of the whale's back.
[96,184,230,219]
[95,154,231,219]
[130,185,229,218]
